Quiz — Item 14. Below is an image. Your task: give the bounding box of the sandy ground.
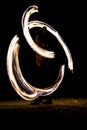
[0,98,87,128]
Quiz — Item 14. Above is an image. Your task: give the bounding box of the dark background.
[0,0,86,100]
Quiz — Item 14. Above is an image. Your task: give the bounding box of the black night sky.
[0,0,86,100]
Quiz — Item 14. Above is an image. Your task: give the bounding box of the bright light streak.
[6,5,73,100]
